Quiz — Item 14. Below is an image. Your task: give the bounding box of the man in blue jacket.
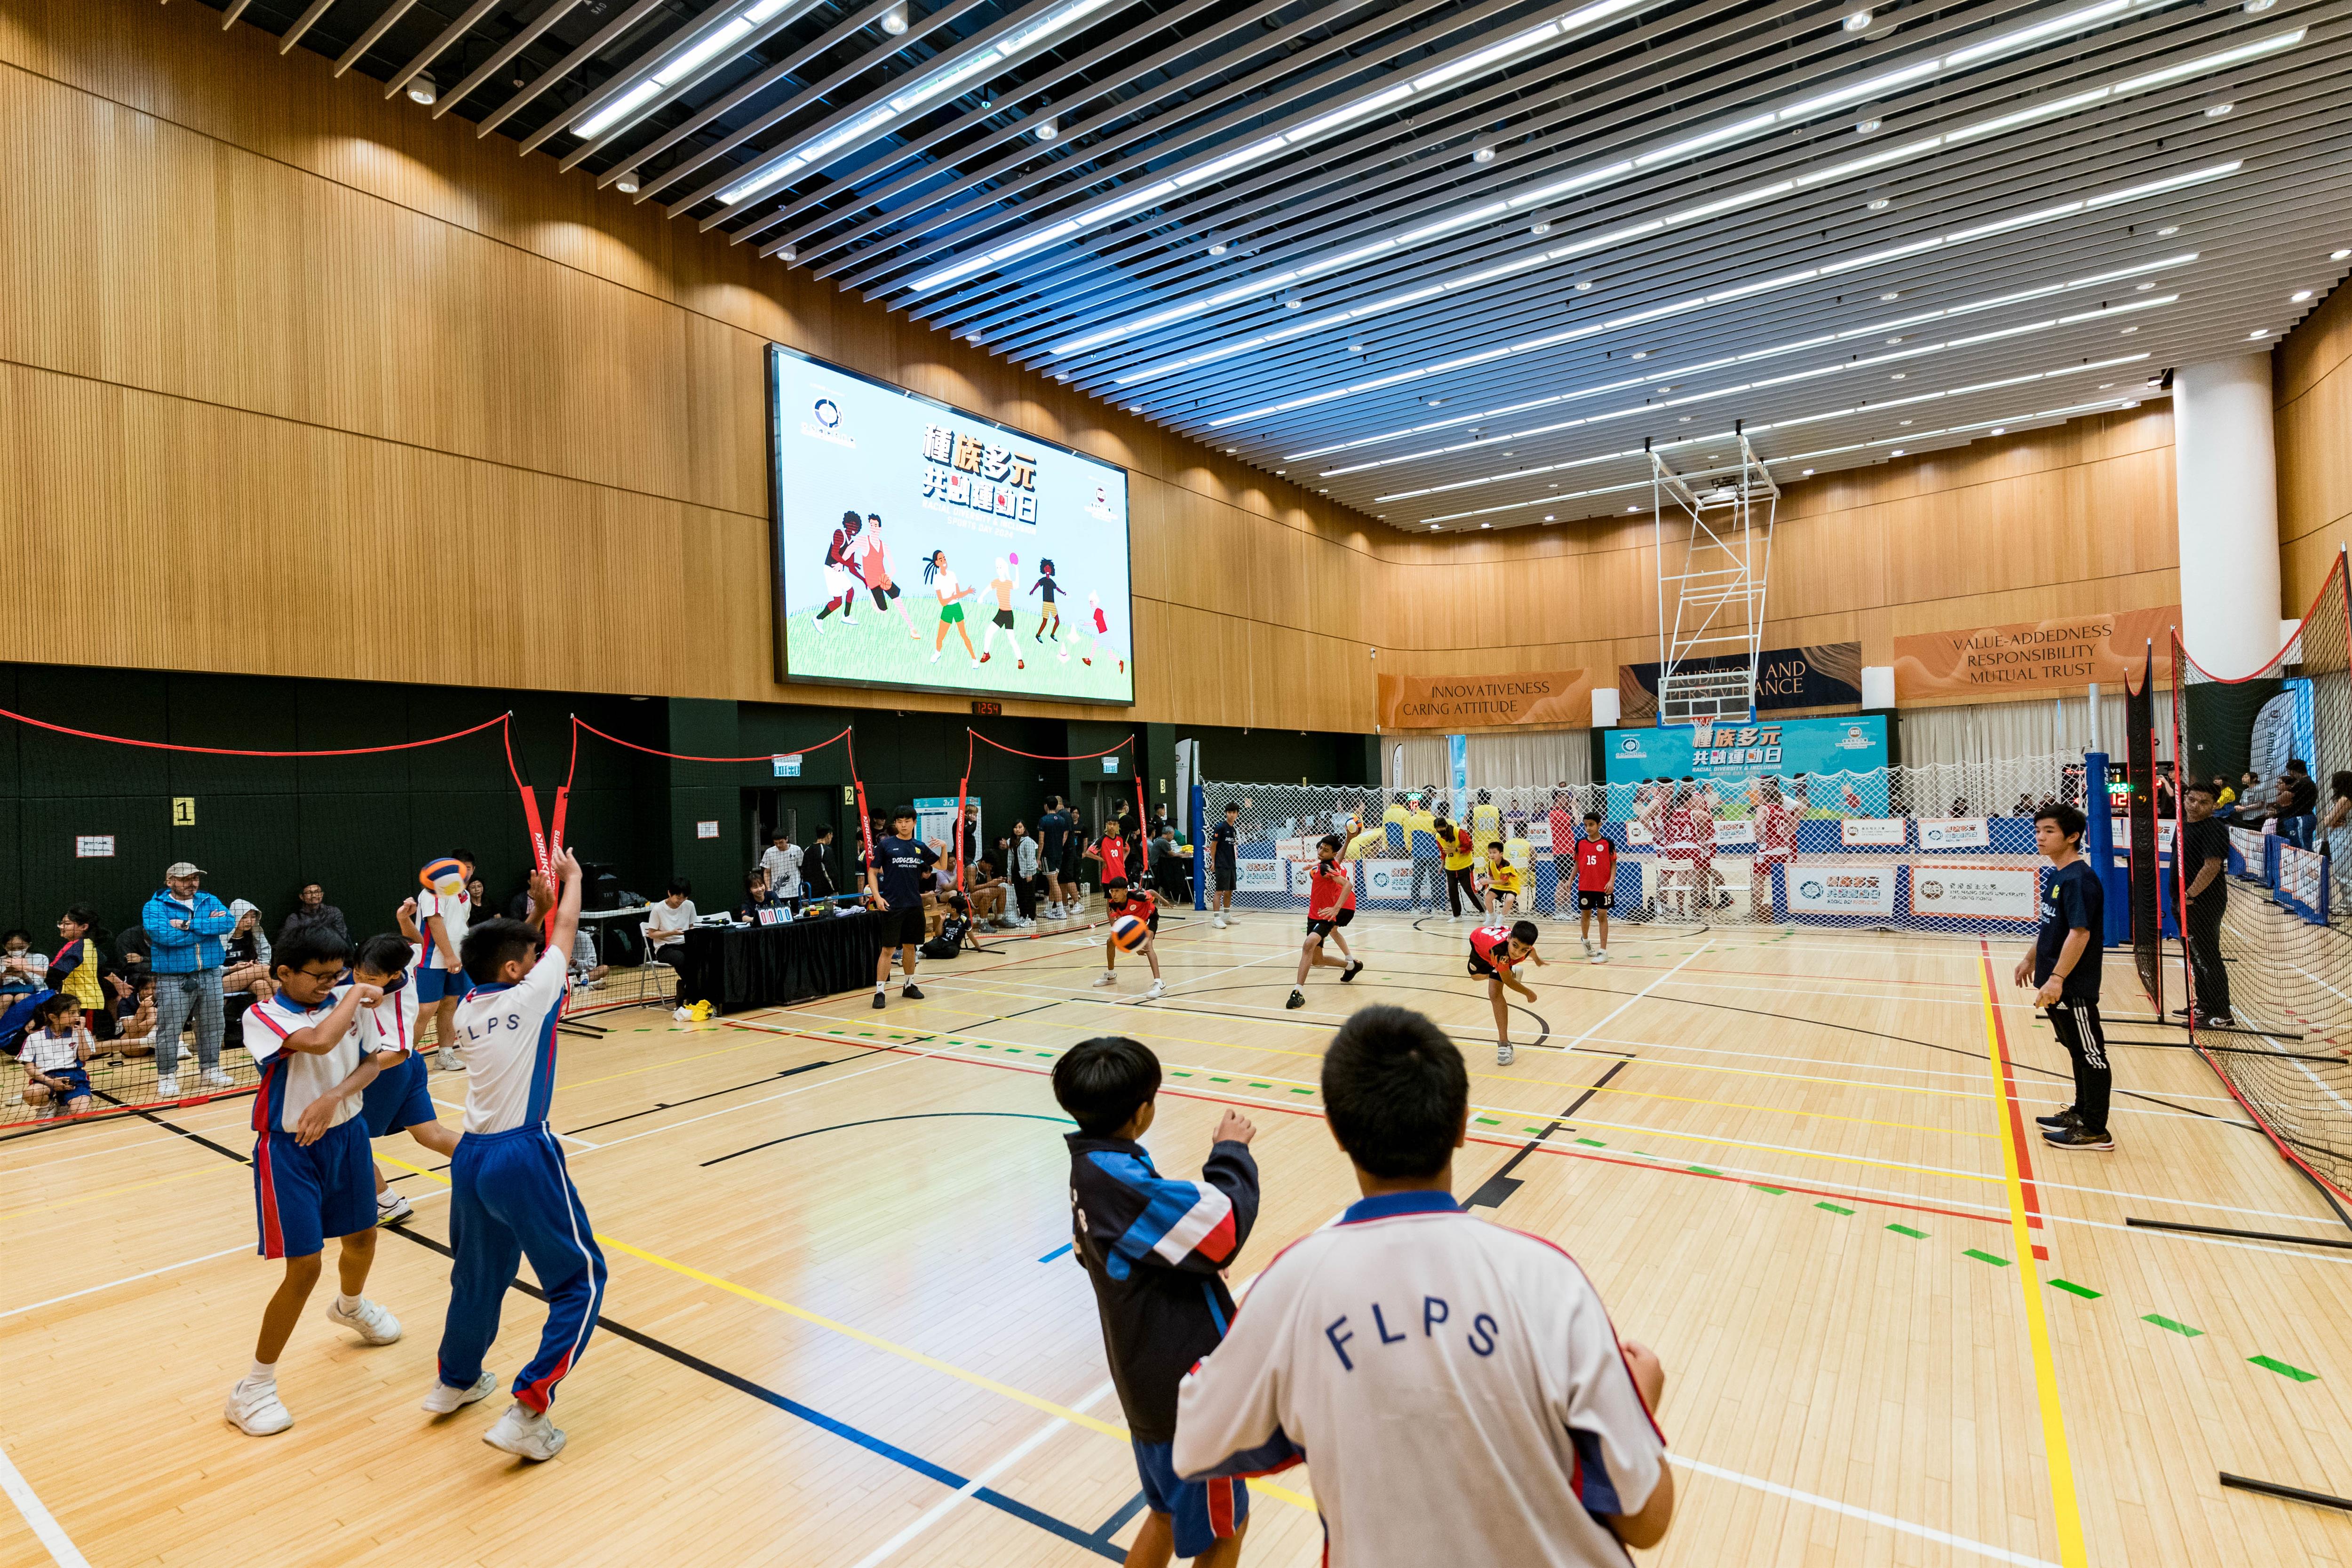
[144,860,236,1099]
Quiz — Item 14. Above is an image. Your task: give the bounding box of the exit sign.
[971,700,1002,717]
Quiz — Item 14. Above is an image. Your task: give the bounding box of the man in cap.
[143,860,237,1098]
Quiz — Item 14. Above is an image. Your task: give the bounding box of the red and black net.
[2169,550,2352,1217]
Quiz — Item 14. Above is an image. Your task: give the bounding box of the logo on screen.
[813,397,841,428]
[800,385,855,448]
[1800,879,1824,899]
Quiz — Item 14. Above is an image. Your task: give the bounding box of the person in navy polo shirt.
[866,805,938,1010]
[1173,1005,1673,1566]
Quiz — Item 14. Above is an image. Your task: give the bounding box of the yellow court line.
[370,1152,1315,1513]
[1973,951,2087,1568]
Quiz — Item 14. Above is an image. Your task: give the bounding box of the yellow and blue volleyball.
[1110,914,1149,952]
[419,857,467,896]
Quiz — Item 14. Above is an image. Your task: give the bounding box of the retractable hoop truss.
[1649,425,1779,728]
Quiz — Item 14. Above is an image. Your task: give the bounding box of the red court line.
[1979,941,2050,1258]
[768,1026,2008,1231]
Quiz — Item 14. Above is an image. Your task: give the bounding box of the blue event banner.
[1602,715,1890,814]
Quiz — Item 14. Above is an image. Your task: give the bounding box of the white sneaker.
[1212,914,1227,929]
[224,1377,292,1436]
[1093,971,1118,988]
[437,1048,465,1072]
[200,1067,235,1089]
[1593,949,1610,964]
[1580,938,1594,957]
[1496,1043,1515,1066]
[421,1369,499,1415]
[1145,979,1167,999]
[324,1295,403,1345]
[376,1192,413,1226]
[155,1075,180,1099]
[482,1401,566,1462]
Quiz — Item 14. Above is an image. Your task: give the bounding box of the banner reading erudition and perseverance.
[1893,607,2178,699]
[1377,670,1595,729]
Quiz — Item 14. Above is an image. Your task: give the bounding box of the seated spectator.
[0,930,45,995]
[1950,796,1969,817]
[738,870,787,922]
[645,880,696,1004]
[219,899,276,1005]
[2282,759,2320,848]
[276,882,347,947]
[2214,774,2237,810]
[106,970,156,1060]
[2011,793,2034,817]
[966,860,1011,930]
[19,995,95,1118]
[568,927,608,989]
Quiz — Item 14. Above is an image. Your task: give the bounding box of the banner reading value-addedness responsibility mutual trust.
[1892,607,2178,700]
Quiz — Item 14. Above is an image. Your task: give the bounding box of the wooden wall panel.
[2276,281,2352,614]
[9,0,2323,742]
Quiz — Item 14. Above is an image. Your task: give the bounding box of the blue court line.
[1092,1489,1152,1544]
[1039,1242,1075,1263]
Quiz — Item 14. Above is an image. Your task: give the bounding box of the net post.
[956,776,969,892]
[854,780,875,898]
[1191,781,1208,910]
[1134,774,1148,875]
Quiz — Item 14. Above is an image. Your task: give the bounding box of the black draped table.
[675,910,893,1012]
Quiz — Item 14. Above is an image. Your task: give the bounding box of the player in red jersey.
[1573,811,1616,963]
[1750,779,1798,922]
[1286,836,1362,1010]
[1657,787,1695,921]
[1468,919,1546,1065]
[1094,879,1165,999]
[1689,782,1726,914]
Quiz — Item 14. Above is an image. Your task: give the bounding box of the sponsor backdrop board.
[1376,669,1594,729]
[1916,817,1991,850]
[1892,606,2177,700]
[1784,868,1897,917]
[1619,643,1862,721]
[1907,866,2040,922]
[770,343,1134,703]
[1602,715,1890,813]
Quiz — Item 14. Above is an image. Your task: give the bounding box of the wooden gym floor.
[3,909,2349,1568]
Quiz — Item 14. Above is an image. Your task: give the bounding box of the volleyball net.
[1201,751,2099,938]
[2169,549,2352,1216]
[0,706,529,1132]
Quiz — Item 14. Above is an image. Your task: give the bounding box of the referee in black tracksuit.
[2177,780,2234,1026]
[2016,802,2113,1151]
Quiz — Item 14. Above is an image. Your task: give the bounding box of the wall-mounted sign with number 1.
[171,797,196,826]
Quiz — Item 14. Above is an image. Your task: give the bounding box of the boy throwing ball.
[1469,919,1547,1065]
[1287,834,1362,1010]
[1053,1036,1259,1568]
[1094,878,1166,1000]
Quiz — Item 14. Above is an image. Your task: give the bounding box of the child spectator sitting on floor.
[20,994,95,1117]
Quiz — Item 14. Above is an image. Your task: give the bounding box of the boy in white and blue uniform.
[426,851,606,1462]
[1173,1004,1674,1567]
[354,903,461,1226]
[415,851,476,1071]
[223,926,405,1439]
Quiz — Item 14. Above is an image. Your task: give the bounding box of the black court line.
[123,1074,1125,1564]
[382,1226,1121,1561]
[1155,982,1570,1055]
[704,1110,1073,1167]
[85,1088,254,1165]
[1467,1060,1632,1210]
[561,1059,839,1138]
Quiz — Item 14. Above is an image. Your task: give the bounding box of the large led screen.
[770,344,1134,704]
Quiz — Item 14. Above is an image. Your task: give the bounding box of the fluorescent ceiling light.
[1945,0,2130,67]
[1052,7,2264,364]
[1205,159,2229,430]
[572,2,791,140]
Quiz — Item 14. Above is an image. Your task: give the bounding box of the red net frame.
[0,707,532,1134]
[554,717,867,1017]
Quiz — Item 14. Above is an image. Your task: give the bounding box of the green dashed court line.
[1575,1138,1606,1147]
[1886,1224,1928,1239]
[1171,1071,1192,1077]
[2249,1356,2317,1382]
[1210,1077,1232,1083]
[2050,1279,2102,1299]
[2144,1314,2203,1338]
[1476,1116,1501,1125]
[1293,1088,1316,1096]
[1749,1184,1786,1195]
[1815,1202,1854,1216]
[1687,1165,1722,1176]
[1524,1125,1545,1134]
[1964,1249,2011,1267]
[1247,1081,1272,1088]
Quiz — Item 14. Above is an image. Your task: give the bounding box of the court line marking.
[369,1152,1322,1514]
[0,1437,89,1568]
[1671,1454,2058,1568]
[850,1381,1117,1568]
[1976,943,2087,1568]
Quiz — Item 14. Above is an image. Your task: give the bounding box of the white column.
[2171,355,2282,678]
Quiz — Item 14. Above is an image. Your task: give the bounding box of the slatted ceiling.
[206,0,2343,534]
